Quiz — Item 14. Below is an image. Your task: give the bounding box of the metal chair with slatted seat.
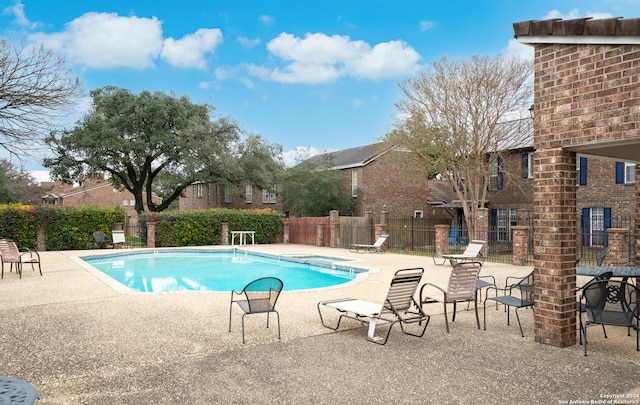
[420,262,482,333]
[318,267,429,345]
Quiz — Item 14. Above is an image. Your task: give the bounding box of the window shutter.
[579,157,588,186]
[497,157,504,190]
[490,209,497,241]
[604,207,612,246]
[581,208,590,246]
[615,162,624,184]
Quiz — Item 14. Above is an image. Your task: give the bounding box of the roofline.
[60,182,113,198]
[517,36,640,45]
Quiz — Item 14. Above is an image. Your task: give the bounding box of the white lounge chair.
[433,239,485,266]
[348,234,388,253]
[317,267,429,344]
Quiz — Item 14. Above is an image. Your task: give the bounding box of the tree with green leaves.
[44,86,284,213]
[386,55,532,238]
[278,155,355,217]
[0,38,81,159]
[0,159,42,204]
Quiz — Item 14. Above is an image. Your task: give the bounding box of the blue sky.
[2,0,640,180]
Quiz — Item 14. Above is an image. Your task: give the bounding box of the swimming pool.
[81,249,368,293]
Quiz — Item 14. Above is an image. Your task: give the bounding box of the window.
[262,187,277,204]
[197,183,203,198]
[581,207,611,246]
[351,169,358,197]
[615,161,636,184]
[414,210,423,218]
[130,200,135,206]
[577,156,587,186]
[122,200,128,206]
[522,152,534,179]
[224,187,232,203]
[493,208,518,241]
[245,185,252,203]
[488,157,503,190]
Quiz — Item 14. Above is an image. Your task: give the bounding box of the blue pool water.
[81,249,366,293]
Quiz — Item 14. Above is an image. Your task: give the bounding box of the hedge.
[0,204,126,250]
[140,208,284,247]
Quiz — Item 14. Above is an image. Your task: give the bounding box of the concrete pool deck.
[0,244,638,404]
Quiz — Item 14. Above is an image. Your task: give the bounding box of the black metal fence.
[119,219,146,248]
[335,213,636,266]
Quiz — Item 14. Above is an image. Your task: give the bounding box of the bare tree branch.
[0,38,82,160]
[386,54,533,238]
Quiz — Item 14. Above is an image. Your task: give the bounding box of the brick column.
[533,148,577,348]
[475,207,489,256]
[435,224,450,256]
[329,210,340,248]
[512,225,529,266]
[282,221,290,243]
[221,222,229,245]
[636,164,640,266]
[636,164,640,286]
[364,208,373,243]
[37,226,46,251]
[316,223,325,247]
[607,228,629,267]
[146,222,156,248]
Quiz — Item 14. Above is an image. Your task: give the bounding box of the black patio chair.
[577,271,613,344]
[229,277,284,344]
[580,279,640,356]
[483,271,534,337]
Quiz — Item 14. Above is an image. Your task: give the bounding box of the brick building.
[488,145,637,245]
[514,16,640,347]
[179,182,281,212]
[299,143,454,218]
[42,176,162,219]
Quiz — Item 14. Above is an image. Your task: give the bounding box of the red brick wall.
[338,149,436,218]
[532,42,640,347]
[179,182,282,212]
[50,179,160,219]
[577,157,636,217]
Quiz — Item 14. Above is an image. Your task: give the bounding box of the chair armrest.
[419,282,447,302]
[478,275,496,285]
[485,285,513,297]
[19,249,39,260]
[505,274,527,288]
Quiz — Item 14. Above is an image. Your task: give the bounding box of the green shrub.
[0,204,125,250]
[140,208,283,247]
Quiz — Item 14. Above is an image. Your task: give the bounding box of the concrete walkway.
[0,245,638,404]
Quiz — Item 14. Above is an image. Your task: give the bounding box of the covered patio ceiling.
[564,138,640,164]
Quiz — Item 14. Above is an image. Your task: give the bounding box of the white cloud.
[504,38,534,60]
[256,32,421,84]
[160,28,222,69]
[29,12,164,69]
[3,0,38,28]
[27,12,222,70]
[259,15,274,25]
[237,36,260,48]
[281,146,325,167]
[420,20,434,32]
[30,170,51,184]
[543,9,614,20]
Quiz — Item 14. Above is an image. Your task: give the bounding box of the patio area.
[0,244,638,404]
